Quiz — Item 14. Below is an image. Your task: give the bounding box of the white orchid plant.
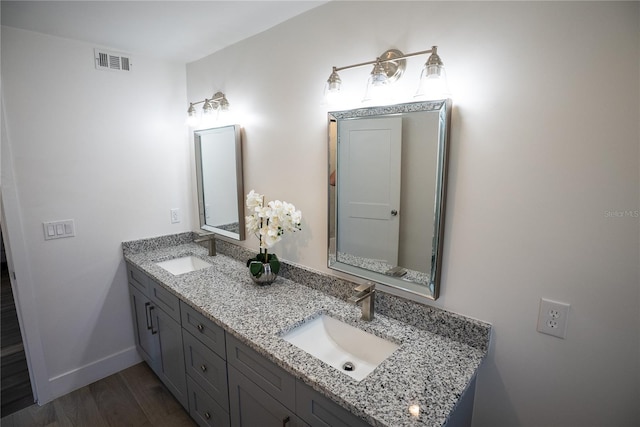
[245,190,302,277]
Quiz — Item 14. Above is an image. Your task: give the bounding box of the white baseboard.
[41,346,142,405]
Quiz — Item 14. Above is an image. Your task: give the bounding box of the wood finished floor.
[1,257,34,417]
[0,363,197,427]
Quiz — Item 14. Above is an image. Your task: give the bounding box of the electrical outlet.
[537,298,570,339]
[170,208,180,224]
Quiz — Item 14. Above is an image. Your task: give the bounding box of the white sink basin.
[156,256,212,276]
[282,315,399,381]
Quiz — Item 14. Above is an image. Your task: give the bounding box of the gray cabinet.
[187,376,231,427]
[127,264,187,409]
[227,334,370,427]
[296,381,371,427]
[129,285,157,367]
[228,365,305,427]
[181,301,231,426]
[128,263,149,294]
[126,262,474,427]
[226,334,296,411]
[181,300,226,356]
[183,330,229,409]
[152,302,188,408]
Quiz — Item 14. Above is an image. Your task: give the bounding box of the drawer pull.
[148,306,157,335]
[204,411,211,420]
[197,323,204,332]
[200,364,207,372]
[282,416,290,426]
[144,302,152,330]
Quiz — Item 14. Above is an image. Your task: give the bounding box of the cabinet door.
[152,305,188,409]
[228,366,305,427]
[129,285,158,368]
[226,334,295,411]
[296,381,371,427]
[187,376,230,427]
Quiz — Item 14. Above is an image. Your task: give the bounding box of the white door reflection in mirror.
[337,117,402,266]
[328,100,451,300]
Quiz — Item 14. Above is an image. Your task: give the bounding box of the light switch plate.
[43,220,75,240]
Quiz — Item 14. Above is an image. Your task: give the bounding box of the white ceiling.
[1,1,327,63]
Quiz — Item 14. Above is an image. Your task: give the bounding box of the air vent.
[94,48,132,72]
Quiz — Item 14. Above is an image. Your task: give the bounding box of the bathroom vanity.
[123,234,490,427]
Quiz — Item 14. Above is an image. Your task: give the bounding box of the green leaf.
[249,261,263,278]
[269,259,280,275]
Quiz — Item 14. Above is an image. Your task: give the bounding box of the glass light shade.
[323,70,342,106]
[415,64,450,100]
[219,97,230,112]
[203,99,216,116]
[323,85,341,107]
[186,103,199,127]
[186,113,199,127]
[362,62,393,103]
[362,75,392,103]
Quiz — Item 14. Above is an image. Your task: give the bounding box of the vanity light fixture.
[324,46,450,104]
[186,91,230,127]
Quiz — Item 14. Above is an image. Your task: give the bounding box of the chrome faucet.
[348,283,375,321]
[194,232,217,256]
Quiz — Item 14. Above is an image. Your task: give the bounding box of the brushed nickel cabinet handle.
[197,324,204,332]
[204,411,211,420]
[200,364,207,372]
[149,306,157,335]
[144,302,152,330]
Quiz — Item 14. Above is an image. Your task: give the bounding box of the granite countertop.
[124,241,487,427]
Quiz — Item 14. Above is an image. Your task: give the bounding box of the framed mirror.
[328,100,451,299]
[194,124,245,240]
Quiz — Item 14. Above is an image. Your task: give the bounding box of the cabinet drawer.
[183,330,229,410]
[148,277,181,322]
[187,376,230,427]
[181,301,226,359]
[228,366,305,427]
[226,334,295,411]
[127,263,149,294]
[296,381,371,427]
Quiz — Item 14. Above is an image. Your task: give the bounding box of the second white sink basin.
[282,315,399,381]
[156,256,212,276]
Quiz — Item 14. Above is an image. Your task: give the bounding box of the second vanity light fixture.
[324,46,450,104]
[186,91,230,127]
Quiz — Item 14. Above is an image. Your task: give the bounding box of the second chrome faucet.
[194,232,217,256]
[348,283,375,321]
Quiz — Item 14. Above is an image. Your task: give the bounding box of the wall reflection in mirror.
[328,100,451,299]
[194,125,245,240]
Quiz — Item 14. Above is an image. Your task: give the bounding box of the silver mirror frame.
[328,99,451,300]
[194,124,245,240]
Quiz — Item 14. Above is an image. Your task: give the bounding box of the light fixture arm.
[187,91,230,120]
[332,47,437,73]
[324,46,449,103]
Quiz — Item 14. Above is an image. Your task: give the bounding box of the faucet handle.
[195,231,215,238]
[354,282,375,293]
